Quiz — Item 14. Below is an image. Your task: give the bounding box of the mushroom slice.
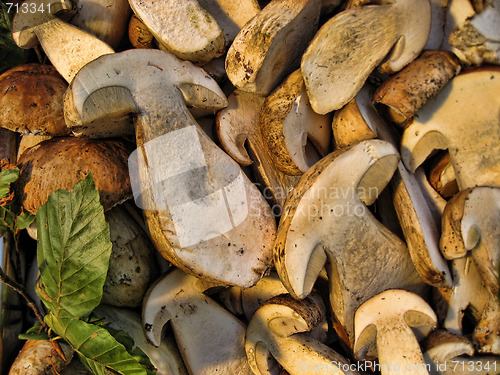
[142,269,253,375]
[354,290,437,372]
[128,14,155,49]
[424,330,500,375]
[301,0,431,114]
[260,69,332,175]
[216,89,300,208]
[68,0,131,49]
[274,139,425,349]
[245,294,357,375]
[17,135,53,161]
[93,305,187,375]
[401,68,500,191]
[429,152,458,198]
[226,0,322,95]
[65,49,275,288]
[16,137,132,214]
[0,64,69,136]
[128,0,225,65]
[12,0,114,83]
[424,0,449,50]
[373,50,461,126]
[343,84,452,287]
[449,0,500,65]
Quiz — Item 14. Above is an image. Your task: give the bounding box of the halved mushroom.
[373,50,461,126]
[216,89,300,209]
[128,0,225,65]
[12,0,114,83]
[401,67,500,191]
[245,294,357,375]
[68,0,131,49]
[142,269,253,374]
[65,49,276,287]
[274,139,425,349]
[354,289,437,371]
[0,64,70,136]
[260,69,332,175]
[301,0,431,114]
[16,137,132,214]
[226,0,322,95]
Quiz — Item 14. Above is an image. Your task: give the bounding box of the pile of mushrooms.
[1,0,500,374]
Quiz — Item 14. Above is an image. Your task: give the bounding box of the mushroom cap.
[0,64,70,136]
[16,137,132,214]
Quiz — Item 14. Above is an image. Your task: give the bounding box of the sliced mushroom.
[16,137,132,214]
[429,152,458,198]
[68,0,131,49]
[274,139,425,349]
[226,0,322,95]
[17,135,53,162]
[354,289,437,372]
[401,66,500,192]
[128,14,155,49]
[260,69,332,175]
[245,294,358,375]
[12,0,114,83]
[440,186,500,353]
[216,89,300,208]
[142,269,253,374]
[0,64,69,136]
[449,0,500,66]
[424,330,500,375]
[128,0,225,65]
[93,305,188,375]
[301,0,431,114]
[65,49,276,287]
[373,50,461,126]
[424,0,449,50]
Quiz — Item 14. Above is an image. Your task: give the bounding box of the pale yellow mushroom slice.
[216,89,300,209]
[226,0,322,95]
[260,69,332,175]
[142,269,253,375]
[12,0,114,83]
[429,153,458,198]
[274,139,425,349]
[401,67,500,191]
[65,49,276,287]
[301,0,431,114]
[129,0,225,65]
[246,294,358,375]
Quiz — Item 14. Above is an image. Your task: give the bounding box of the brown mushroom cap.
[16,137,132,214]
[0,64,70,136]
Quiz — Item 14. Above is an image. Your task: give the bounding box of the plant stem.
[0,266,47,331]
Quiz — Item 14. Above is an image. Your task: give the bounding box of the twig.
[0,265,47,331]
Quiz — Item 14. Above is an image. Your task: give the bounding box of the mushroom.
[274,139,425,349]
[17,135,53,162]
[301,0,431,114]
[428,153,458,198]
[245,293,358,375]
[93,305,188,375]
[423,330,500,375]
[64,49,276,287]
[401,68,500,190]
[0,64,70,136]
[449,0,500,66]
[354,289,437,373]
[372,50,462,126]
[67,0,131,49]
[142,268,253,374]
[128,0,225,65]
[216,89,300,208]
[226,0,322,95]
[260,69,332,175]
[16,137,132,214]
[0,129,17,163]
[440,186,500,353]
[12,0,114,83]
[128,14,155,49]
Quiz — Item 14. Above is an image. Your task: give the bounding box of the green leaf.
[36,174,112,319]
[0,205,16,235]
[0,168,19,199]
[0,2,27,74]
[15,211,35,230]
[18,322,50,341]
[45,314,153,375]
